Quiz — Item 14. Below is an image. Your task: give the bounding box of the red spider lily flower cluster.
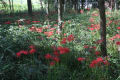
[29,25,43,33]
[117,27,120,30]
[109,34,120,41]
[4,21,11,24]
[95,51,101,56]
[83,45,96,50]
[77,57,85,61]
[80,10,84,14]
[89,57,109,68]
[88,24,100,31]
[32,21,40,23]
[44,31,54,37]
[116,41,120,45]
[45,46,70,66]
[57,46,70,54]
[86,8,90,11]
[60,34,74,44]
[16,45,36,57]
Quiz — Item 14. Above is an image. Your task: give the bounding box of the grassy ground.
[0,4,120,80]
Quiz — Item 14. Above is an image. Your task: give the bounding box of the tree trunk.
[81,0,84,9]
[11,0,14,12]
[8,0,12,11]
[58,0,62,34]
[98,0,107,56]
[27,0,32,16]
[39,0,43,9]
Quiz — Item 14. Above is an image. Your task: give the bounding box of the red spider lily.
[88,27,94,31]
[117,27,120,30]
[32,21,40,23]
[57,46,70,54]
[36,28,43,33]
[29,26,36,31]
[95,51,100,55]
[29,48,36,54]
[29,45,35,49]
[86,8,90,11]
[80,10,84,14]
[89,57,103,68]
[53,51,59,56]
[84,45,89,48]
[109,34,120,41]
[89,60,97,68]
[103,60,109,65]
[50,61,55,66]
[16,52,21,57]
[60,38,67,44]
[16,50,29,57]
[67,34,74,42]
[77,57,85,61]
[54,24,58,27]
[96,57,103,62]
[116,41,120,45]
[52,57,60,62]
[5,21,11,24]
[44,31,53,37]
[50,28,56,31]
[64,33,67,36]
[45,53,52,59]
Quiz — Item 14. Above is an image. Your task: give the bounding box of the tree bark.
[98,0,107,56]
[8,0,12,11]
[58,0,63,34]
[27,0,32,16]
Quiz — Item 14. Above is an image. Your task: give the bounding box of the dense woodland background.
[0,0,120,80]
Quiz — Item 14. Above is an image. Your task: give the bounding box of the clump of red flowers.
[44,46,70,66]
[116,41,120,45]
[77,57,85,61]
[16,45,36,57]
[88,24,100,31]
[5,21,11,24]
[29,25,43,33]
[60,34,74,44]
[89,57,109,68]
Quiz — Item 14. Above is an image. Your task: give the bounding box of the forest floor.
[0,9,120,80]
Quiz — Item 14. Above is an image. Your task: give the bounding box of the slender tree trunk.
[11,0,14,12]
[81,0,84,9]
[98,0,107,56]
[58,0,62,34]
[39,0,43,9]
[8,0,12,11]
[64,0,66,12]
[27,0,32,16]
[114,0,117,10]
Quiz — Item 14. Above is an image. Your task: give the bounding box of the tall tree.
[8,0,12,11]
[98,0,107,56]
[27,0,32,15]
[58,0,63,34]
